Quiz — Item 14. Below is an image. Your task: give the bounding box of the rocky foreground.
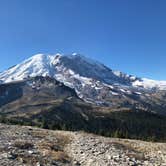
[0,123,166,166]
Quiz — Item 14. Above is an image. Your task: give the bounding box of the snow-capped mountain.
[1,53,166,115]
[0,53,135,85]
[0,53,166,90]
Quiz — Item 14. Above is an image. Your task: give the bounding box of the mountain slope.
[0,76,166,142]
[0,76,80,116]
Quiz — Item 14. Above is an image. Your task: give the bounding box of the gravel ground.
[0,123,166,166]
[67,132,166,166]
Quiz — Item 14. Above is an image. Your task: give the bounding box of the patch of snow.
[120,89,126,93]
[95,87,102,90]
[130,76,136,80]
[133,78,166,90]
[111,91,119,96]
[135,92,142,95]
[105,84,114,89]
[126,90,132,94]
[68,69,75,75]
[113,70,121,77]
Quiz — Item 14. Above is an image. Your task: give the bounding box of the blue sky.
[0,0,166,80]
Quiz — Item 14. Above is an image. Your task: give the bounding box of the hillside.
[0,123,165,166]
[0,76,166,141]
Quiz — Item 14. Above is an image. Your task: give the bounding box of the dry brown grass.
[36,132,71,163]
[31,130,50,138]
[108,141,145,161]
[37,140,70,163]
[14,140,34,149]
[16,155,39,165]
[50,151,70,162]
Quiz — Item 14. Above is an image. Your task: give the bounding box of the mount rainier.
[1,53,166,141]
[1,53,166,109]
[1,53,166,90]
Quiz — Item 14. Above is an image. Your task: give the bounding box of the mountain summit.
[0,53,136,85]
[1,53,166,90]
